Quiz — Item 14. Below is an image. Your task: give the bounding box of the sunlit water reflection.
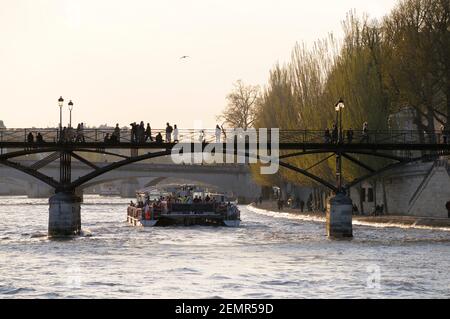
[0,195,449,298]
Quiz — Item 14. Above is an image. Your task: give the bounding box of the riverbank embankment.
[250,201,450,230]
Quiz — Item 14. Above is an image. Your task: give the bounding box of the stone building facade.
[349,160,450,218]
[348,107,450,218]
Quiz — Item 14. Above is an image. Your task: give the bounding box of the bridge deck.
[0,128,447,145]
[1,128,450,152]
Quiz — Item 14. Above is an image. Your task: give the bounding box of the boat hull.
[127,203,240,228]
[127,214,240,228]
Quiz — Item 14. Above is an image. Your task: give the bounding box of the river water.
[0,195,449,299]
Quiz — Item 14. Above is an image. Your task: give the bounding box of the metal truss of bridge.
[1,127,449,238]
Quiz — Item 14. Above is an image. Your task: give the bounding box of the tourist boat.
[126,189,241,227]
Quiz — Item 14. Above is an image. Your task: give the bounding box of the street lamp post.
[335,99,345,193]
[68,100,74,128]
[335,99,345,143]
[328,98,352,238]
[58,96,64,140]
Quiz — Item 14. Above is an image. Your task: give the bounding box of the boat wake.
[247,205,450,232]
[246,205,325,223]
[352,219,450,232]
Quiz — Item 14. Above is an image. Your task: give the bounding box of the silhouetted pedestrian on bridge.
[173,124,179,142]
[113,124,121,143]
[110,133,117,144]
[347,128,354,144]
[75,124,81,142]
[75,123,85,143]
[361,122,369,143]
[145,123,153,142]
[166,123,173,142]
[130,122,137,143]
[27,132,34,143]
[68,126,76,142]
[155,132,163,143]
[331,123,338,144]
[61,127,67,142]
[36,132,44,143]
[80,123,85,142]
[215,125,222,143]
[138,121,145,143]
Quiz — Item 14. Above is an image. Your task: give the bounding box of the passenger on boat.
[205,195,211,202]
[143,202,151,220]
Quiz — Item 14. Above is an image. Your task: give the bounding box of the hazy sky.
[0,0,398,129]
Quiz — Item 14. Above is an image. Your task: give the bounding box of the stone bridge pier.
[327,193,353,238]
[48,191,82,237]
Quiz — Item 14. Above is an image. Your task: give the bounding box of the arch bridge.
[1,127,449,238]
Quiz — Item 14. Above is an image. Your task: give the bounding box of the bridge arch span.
[75,164,258,199]
[68,149,416,193]
[0,145,435,194]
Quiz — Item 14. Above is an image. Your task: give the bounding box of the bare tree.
[218,80,260,129]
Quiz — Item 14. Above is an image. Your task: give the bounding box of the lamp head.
[335,98,344,111]
[58,96,64,108]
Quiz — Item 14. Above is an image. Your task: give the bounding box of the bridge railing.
[0,128,60,143]
[0,128,446,145]
[284,129,444,145]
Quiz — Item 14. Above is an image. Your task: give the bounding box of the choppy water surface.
[0,195,449,298]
